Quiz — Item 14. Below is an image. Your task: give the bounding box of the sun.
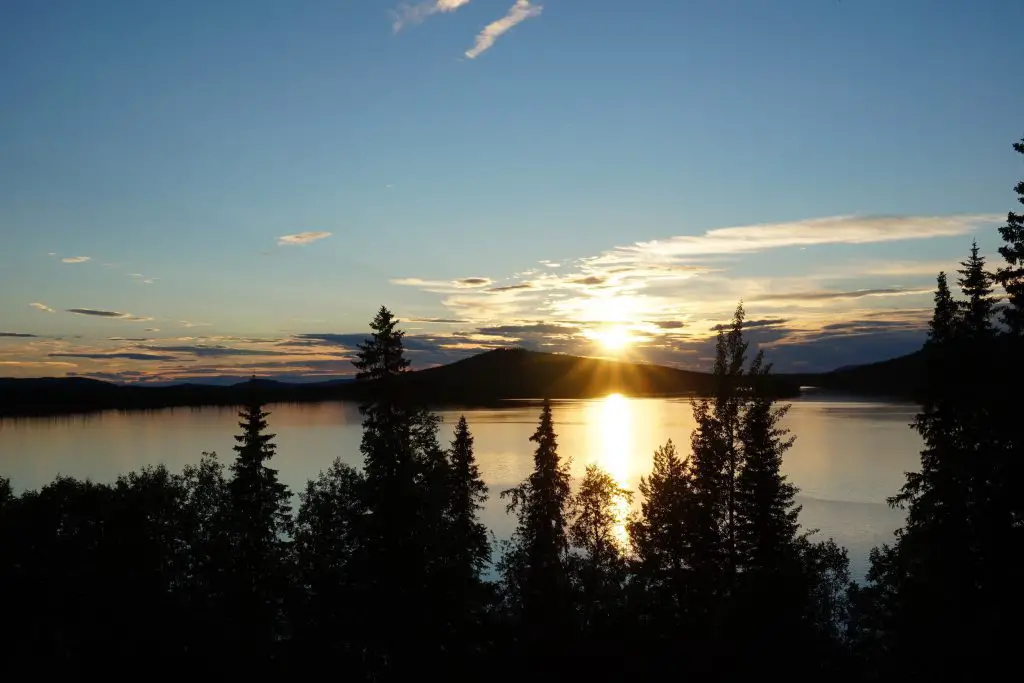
[591,326,632,352]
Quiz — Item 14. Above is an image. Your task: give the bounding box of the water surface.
[0,394,921,579]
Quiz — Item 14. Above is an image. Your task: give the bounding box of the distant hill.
[782,349,926,398]
[0,348,799,417]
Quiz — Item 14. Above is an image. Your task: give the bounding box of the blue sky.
[2,0,1022,381]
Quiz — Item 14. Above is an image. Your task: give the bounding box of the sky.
[2,0,1022,382]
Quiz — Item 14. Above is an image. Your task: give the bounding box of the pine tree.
[348,306,450,675]
[499,399,573,647]
[994,136,1024,336]
[928,272,957,346]
[734,350,800,577]
[629,440,693,619]
[225,396,292,656]
[447,416,490,584]
[956,240,996,340]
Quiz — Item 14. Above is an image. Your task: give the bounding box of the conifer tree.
[735,351,800,577]
[499,399,573,645]
[447,416,490,584]
[225,396,292,655]
[995,136,1024,336]
[629,440,693,618]
[956,240,996,340]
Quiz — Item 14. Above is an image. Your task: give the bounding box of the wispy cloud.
[130,273,157,284]
[49,352,178,362]
[65,308,154,322]
[392,0,472,32]
[30,302,54,312]
[749,287,933,306]
[179,320,212,328]
[1,332,39,338]
[277,231,332,246]
[60,255,91,263]
[594,214,998,264]
[464,0,542,59]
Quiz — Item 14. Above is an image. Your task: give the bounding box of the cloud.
[489,283,535,292]
[46,252,56,257]
[277,231,332,246]
[596,214,997,263]
[455,277,493,288]
[711,317,789,331]
[391,0,472,32]
[144,327,160,332]
[65,308,155,322]
[180,320,212,328]
[477,323,578,337]
[1,332,38,338]
[143,344,294,358]
[48,352,178,362]
[406,317,469,324]
[749,287,932,305]
[60,256,91,263]
[464,0,543,59]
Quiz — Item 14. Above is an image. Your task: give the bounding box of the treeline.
[2,138,1022,680]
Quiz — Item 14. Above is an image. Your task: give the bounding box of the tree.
[734,351,800,577]
[956,240,996,339]
[570,465,631,581]
[629,440,694,621]
[225,396,292,657]
[447,416,490,585]
[995,136,1024,336]
[293,459,366,661]
[499,399,573,648]
[347,306,451,676]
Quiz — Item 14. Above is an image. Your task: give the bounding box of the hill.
[782,349,925,398]
[0,348,800,417]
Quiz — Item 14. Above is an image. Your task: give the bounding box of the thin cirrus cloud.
[277,231,332,246]
[464,0,543,59]
[30,302,54,312]
[391,0,472,32]
[60,256,91,263]
[593,213,999,264]
[65,308,154,322]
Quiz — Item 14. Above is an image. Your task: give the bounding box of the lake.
[0,393,921,580]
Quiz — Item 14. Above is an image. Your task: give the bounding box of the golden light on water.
[590,392,634,547]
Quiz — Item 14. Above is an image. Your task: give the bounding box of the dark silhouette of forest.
[1,137,1022,680]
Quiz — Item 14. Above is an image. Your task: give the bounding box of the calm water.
[0,394,921,579]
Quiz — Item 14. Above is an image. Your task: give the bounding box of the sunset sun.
[592,326,633,352]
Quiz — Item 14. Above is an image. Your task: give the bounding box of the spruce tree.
[225,396,292,657]
[447,416,490,584]
[629,440,694,622]
[956,240,996,340]
[734,351,800,577]
[349,306,450,675]
[995,136,1024,336]
[499,399,573,649]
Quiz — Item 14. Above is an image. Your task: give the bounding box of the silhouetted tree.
[957,240,997,339]
[995,136,1024,335]
[225,397,292,661]
[629,440,693,625]
[735,351,800,576]
[293,458,366,662]
[447,415,490,585]
[347,306,452,675]
[499,399,573,658]
[569,465,631,636]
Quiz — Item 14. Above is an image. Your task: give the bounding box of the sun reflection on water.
[590,393,633,547]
